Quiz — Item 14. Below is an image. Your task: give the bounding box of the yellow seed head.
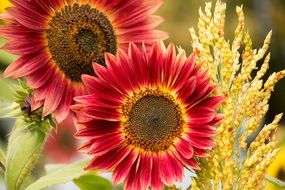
[190,1,284,189]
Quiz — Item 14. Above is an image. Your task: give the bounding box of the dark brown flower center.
[122,88,184,152]
[45,3,117,82]
[76,29,99,53]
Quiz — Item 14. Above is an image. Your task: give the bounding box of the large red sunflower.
[0,0,168,122]
[73,42,224,190]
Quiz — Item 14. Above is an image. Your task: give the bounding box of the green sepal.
[5,119,49,190]
[0,80,34,119]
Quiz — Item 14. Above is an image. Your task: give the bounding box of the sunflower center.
[122,88,184,152]
[45,3,117,82]
[76,29,99,53]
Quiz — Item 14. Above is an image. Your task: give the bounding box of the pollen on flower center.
[76,29,99,53]
[122,88,184,152]
[45,3,117,82]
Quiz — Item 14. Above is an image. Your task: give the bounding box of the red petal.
[42,73,65,116]
[0,25,41,40]
[193,148,208,157]
[75,105,121,121]
[128,43,148,86]
[184,135,213,149]
[77,140,93,152]
[75,120,120,138]
[27,64,55,89]
[187,127,216,137]
[7,7,46,30]
[116,15,164,36]
[151,155,163,190]
[174,149,200,170]
[82,74,124,100]
[113,149,138,185]
[124,158,141,190]
[3,53,49,78]
[88,134,123,156]
[33,0,55,15]
[158,152,183,185]
[172,53,196,89]
[182,157,200,170]
[177,77,197,103]
[119,29,168,43]
[113,0,162,27]
[0,13,16,22]
[187,107,216,124]
[86,146,130,172]
[74,94,122,108]
[168,51,188,90]
[116,49,140,91]
[54,81,74,123]
[195,96,224,109]
[148,41,165,86]
[162,43,176,87]
[137,152,153,190]
[208,114,224,126]
[174,138,194,159]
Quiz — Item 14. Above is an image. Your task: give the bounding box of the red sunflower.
[73,42,224,190]
[44,115,79,163]
[0,0,168,122]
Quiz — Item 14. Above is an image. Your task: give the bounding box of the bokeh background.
[0,0,285,189]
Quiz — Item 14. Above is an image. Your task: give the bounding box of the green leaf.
[0,75,17,102]
[25,159,91,190]
[0,101,21,118]
[5,120,48,190]
[266,175,285,188]
[74,174,112,190]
